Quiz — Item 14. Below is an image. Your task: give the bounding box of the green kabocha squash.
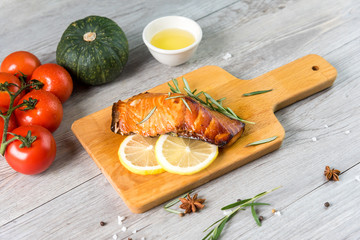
[56,16,128,85]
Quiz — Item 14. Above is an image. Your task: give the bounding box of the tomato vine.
[0,75,43,155]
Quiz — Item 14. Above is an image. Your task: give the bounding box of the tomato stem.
[0,79,43,156]
[7,131,37,148]
[17,70,27,86]
[0,136,19,149]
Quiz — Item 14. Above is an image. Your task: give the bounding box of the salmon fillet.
[111,92,245,147]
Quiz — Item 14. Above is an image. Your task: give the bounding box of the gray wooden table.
[1,0,359,239]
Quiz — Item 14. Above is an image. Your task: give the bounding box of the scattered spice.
[236,199,242,202]
[271,209,276,214]
[355,176,360,182]
[222,52,232,60]
[179,212,185,217]
[259,216,264,222]
[121,226,127,232]
[100,221,105,226]
[324,202,330,208]
[222,209,232,216]
[118,215,126,225]
[324,166,341,181]
[128,238,133,240]
[179,193,205,214]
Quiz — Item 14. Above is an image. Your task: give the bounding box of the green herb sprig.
[202,186,281,240]
[168,78,254,124]
[163,190,194,214]
[243,89,273,97]
[246,136,278,147]
[137,106,157,125]
[165,95,192,113]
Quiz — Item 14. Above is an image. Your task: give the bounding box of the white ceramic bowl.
[142,16,202,66]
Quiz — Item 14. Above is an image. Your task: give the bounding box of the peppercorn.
[237,199,242,202]
[100,221,105,226]
[259,216,264,222]
[324,202,330,208]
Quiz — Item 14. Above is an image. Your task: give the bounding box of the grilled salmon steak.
[111,92,245,147]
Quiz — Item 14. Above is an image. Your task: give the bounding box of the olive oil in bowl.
[150,28,195,50]
[143,16,202,66]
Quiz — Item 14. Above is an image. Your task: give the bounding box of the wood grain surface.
[72,54,336,213]
[0,0,359,239]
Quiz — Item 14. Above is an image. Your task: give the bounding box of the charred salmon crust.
[111,92,245,147]
[111,102,120,133]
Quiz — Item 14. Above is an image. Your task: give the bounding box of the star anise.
[324,166,341,181]
[179,193,205,214]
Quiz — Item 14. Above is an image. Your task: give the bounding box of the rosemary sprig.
[164,190,194,208]
[165,94,192,113]
[164,95,184,100]
[246,136,278,147]
[168,78,254,124]
[164,208,182,214]
[163,190,194,214]
[243,89,273,96]
[203,186,281,240]
[181,98,192,113]
[221,200,269,210]
[137,106,157,125]
[251,201,261,226]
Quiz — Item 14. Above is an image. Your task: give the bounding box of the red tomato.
[15,90,63,132]
[5,125,56,175]
[31,63,73,103]
[0,107,17,142]
[0,72,23,109]
[0,51,41,80]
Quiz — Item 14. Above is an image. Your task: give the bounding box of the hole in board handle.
[312,66,319,71]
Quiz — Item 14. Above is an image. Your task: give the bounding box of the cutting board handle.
[248,54,337,112]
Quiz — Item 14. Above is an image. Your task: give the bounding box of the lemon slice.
[155,135,218,175]
[118,135,165,175]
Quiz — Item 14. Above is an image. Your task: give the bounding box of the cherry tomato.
[5,125,56,175]
[0,51,41,80]
[0,72,23,109]
[15,90,63,132]
[0,106,17,142]
[31,63,73,103]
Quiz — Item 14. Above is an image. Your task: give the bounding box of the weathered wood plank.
[236,163,360,239]
[0,0,239,226]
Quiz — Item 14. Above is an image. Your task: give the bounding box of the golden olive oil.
[151,28,195,50]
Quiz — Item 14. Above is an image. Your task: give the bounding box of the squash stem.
[83,32,96,42]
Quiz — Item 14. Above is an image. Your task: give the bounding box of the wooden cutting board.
[72,54,337,213]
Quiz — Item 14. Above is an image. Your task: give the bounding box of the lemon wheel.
[155,135,218,175]
[118,135,165,175]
